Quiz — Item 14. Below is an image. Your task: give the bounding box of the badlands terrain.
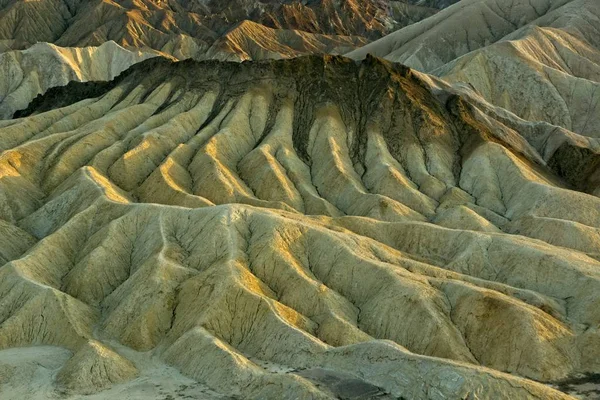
[0,0,460,118]
[0,0,599,399]
[0,0,457,59]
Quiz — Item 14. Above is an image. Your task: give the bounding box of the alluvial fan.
[0,54,599,399]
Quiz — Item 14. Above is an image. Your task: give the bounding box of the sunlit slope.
[0,55,598,398]
[435,22,600,138]
[0,41,156,119]
[347,0,576,70]
[347,0,600,137]
[0,0,454,60]
[200,20,368,61]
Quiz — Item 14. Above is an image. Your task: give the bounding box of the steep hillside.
[0,41,156,119]
[0,55,598,399]
[347,0,575,70]
[347,0,600,137]
[0,0,454,60]
[200,20,368,61]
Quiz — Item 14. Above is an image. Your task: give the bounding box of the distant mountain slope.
[347,0,600,137]
[0,41,155,119]
[347,0,574,70]
[0,0,457,60]
[0,0,464,59]
[436,23,600,138]
[200,20,368,61]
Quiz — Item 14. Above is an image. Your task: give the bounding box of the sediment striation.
[0,55,598,398]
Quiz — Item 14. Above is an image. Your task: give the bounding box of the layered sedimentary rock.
[0,55,598,399]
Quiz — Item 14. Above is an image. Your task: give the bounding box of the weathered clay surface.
[347,0,600,138]
[0,41,156,119]
[0,55,598,399]
[0,0,451,60]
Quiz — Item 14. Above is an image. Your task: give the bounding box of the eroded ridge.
[0,55,599,399]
